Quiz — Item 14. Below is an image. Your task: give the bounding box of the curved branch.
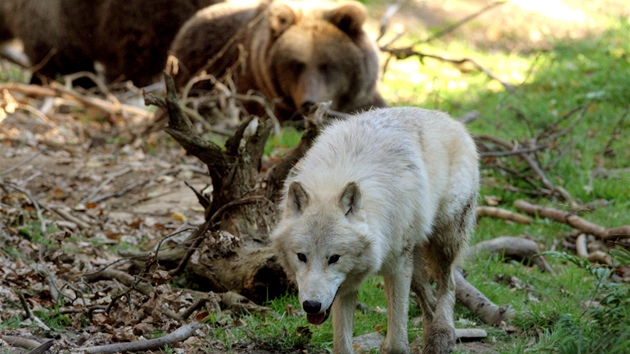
[79,321,202,354]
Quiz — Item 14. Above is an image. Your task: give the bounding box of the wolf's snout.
[302,300,322,314]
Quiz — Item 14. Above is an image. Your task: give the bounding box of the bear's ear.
[269,3,297,37]
[325,2,367,37]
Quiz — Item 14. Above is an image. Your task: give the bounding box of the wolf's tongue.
[306,313,327,325]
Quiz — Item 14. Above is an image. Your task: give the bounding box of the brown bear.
[170,0,386,120]
[0,0,222,87]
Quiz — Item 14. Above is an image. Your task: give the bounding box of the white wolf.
[271,107,479,354]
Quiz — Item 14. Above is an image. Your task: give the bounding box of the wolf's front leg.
[423,269,456,354]
[381,258,413,354]
[332,291,357,354]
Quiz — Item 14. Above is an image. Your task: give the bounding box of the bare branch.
[382,49,516,92]
[514,200,630,240]
[476,206,532,225]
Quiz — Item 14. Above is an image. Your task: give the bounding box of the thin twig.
[45,206,91,230]
[82,167,133,204]
[536,105,586,141]
[476,135,575,202]
[383,49,516,92]
[62,71,112,97]
[0,180,47,234]
[0,152,42,176]
[14,290,51,331]
[423,1,506,43]
[601,105,630,157]
[480,145,547,157]
[88,179,150,204]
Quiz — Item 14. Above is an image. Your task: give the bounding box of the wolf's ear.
[338,182,363,217]
[286,181,309,216]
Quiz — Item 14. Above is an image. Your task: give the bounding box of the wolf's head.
[271,180,378,325]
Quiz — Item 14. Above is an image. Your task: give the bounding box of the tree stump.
[140,74,322,302]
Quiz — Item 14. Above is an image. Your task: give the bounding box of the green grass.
[200,15,630,354]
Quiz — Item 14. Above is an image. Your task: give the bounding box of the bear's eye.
[328,255,340,265]
[297,253,307,263]
[318,63,332,75]
[289,60,305,74]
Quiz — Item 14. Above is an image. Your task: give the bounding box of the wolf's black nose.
[302,300,321,314]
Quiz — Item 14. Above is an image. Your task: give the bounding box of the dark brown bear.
[0,0,221,87]
[170,0,386,120]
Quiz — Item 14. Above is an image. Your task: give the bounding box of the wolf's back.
[283,106,478,240]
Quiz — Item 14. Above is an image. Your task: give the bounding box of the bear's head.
[262,1,381,116]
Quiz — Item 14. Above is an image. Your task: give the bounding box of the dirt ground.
[1,0,628,353]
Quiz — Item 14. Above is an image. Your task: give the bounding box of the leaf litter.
[0,81,250,353]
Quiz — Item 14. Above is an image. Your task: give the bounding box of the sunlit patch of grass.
[264,126,303,157]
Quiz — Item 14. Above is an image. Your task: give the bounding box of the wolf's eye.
[328,255,340,264]
[297,253,307,263]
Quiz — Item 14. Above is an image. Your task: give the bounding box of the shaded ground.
[1,0,628,353]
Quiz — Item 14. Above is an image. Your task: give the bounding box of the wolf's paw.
[380,338,409,354]
[422,323,455,354]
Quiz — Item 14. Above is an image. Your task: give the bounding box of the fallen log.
[455,269,514,326]
[466,236,554,274]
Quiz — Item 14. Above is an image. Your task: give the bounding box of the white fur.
[271,107,479,354]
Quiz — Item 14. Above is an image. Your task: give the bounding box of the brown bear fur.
[170,0,386,119]
[0,0,221,87]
